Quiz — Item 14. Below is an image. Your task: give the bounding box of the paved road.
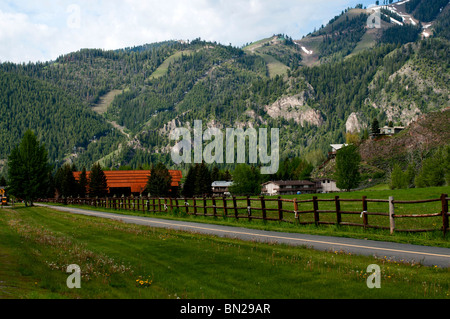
[38,204,450,268]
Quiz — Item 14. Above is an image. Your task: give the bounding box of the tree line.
[7,129,413,207]
[389,145,450,190]
[5,130,177,203]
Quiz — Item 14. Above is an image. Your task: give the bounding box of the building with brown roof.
[73,170,182,197]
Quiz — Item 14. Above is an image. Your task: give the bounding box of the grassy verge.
[0,206,448,299]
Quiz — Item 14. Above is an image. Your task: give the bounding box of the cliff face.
[264,93,324,127]
[345,112,367,133]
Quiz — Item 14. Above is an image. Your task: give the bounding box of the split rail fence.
[40,194,449,236]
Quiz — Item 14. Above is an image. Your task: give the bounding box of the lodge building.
[73,170,182,197]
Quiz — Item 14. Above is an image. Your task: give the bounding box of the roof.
[73,170,182,194]
[381,126,405,129]
[212,181,233,187]
[330,144,348,151]
[262,180,316,186]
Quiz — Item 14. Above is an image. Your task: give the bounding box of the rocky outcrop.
[346,112,366,133]
[264,94,323,127]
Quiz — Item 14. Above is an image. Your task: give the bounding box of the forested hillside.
[0,0,448,180]
[0,70,118,162]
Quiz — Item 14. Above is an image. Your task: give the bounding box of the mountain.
[0,0,449,180]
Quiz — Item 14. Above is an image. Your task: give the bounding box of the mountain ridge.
[0,0,449,180]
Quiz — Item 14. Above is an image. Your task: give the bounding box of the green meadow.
[1,193,449,299]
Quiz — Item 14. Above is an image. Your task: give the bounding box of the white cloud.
[0,10,57,63]
[0,0,376,63]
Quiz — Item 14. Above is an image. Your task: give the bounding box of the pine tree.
[146,162,172,197]
[223,169,232,181]
[182,163,213,197]
[211,166,220,182]
[196,163,212,196]
[88,163,108,197]
[371,118,380,137]
[55,163,79,199]
[182,165,196,197]
[7,130,51,206]
[78,166,88,197]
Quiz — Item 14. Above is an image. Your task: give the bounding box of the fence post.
[223,196,228,218]
[212,197,217,217]
[277,196,283,221]
[247,196,252,220]
[313,196,319,226]
[389,196,395,235]
[193,198,197,215]
[362,196,368,229]
[203,196,207,216]
[233,196,238,219]
[335,196,341,226]
[441,194,449,237]
[260,196,267,220]
[184,198,189,215]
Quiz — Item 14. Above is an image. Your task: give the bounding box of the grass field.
[243,37,290,78]
[260,53,290,78]
[91,89,123,115]
[0,205,448,299]
[148,50,193,80]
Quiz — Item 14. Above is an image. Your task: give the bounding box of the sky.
[0,0,379,63]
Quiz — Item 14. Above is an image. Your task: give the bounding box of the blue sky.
[0,0,379,63]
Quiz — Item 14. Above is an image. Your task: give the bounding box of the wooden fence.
[39,193,449,236]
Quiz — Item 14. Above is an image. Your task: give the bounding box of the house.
[314,178,340,193]
[211,181,233,197]
[329,144,348,158]
[261,180,318,196]
[379,126,404,136]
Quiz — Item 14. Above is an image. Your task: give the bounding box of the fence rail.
[38,193,449,236]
